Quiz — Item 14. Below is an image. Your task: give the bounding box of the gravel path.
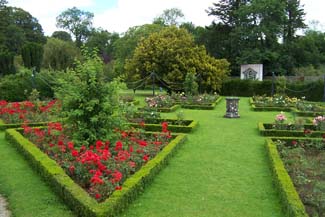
[0,196,10,217]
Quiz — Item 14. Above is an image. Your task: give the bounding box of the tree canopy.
[56,7,94,47]
[125,26,230,92]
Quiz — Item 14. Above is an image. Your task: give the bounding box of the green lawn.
[0,96,286,217]
[121,97,284,217]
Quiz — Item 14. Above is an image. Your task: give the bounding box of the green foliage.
[56,7,94,47]
[276,76,287,96]
[51,31,72,42]
[86,28,119,63]
[221,79,273,96]
[42,37,80,71]
[0,68,56,101]
[207,0,306,75]
[21,42,43,72]
[125,26,229,92]
[55,49,125,145]
[153,8,184,26]
[112,24,163,76]
[183,70,198,96]
[0,47,15,75]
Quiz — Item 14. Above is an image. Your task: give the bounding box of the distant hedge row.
[221,79,324,101]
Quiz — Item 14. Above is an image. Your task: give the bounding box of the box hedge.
[265,138,308,217]
[5,129,187,217]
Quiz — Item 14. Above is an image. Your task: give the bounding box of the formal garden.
[0,49,324,217]
[2,0,325,216]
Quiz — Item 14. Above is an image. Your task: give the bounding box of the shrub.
[55,49,126,146]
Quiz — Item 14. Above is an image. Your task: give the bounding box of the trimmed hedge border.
[250,98,294,112]
[0,119,49,130]
[265,138,308,217]
[258,122,325,137]
[179,97,223,110]
[128,118,198,133]
[5,129,187,217]
[291,108,325,117]
[139,104,180,113]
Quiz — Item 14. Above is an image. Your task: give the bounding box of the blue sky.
[6,0,325,35]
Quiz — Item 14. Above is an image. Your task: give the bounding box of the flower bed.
[180,97,222,110]
[0,100,60,129]
[292,108,325,117]
[267,137,325,216]
[250,95,296,111]
[128,118,198,133]
[258,122,324,137]
[266,137,309,217]
[5,125,187,217]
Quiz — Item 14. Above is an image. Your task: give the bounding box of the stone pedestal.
[224,97,240,118]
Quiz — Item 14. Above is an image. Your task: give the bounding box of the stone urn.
[224,97,240,118]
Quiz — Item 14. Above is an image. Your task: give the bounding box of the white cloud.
[94,0,216,34]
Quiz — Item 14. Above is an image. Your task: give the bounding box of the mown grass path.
[0,131,75,217]
[122,97,284,217]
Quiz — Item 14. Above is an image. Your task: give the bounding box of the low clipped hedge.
[180,97,223,110]
[0,119,49,130]
[265,138,308,217]
[139,105,180,113]
[292,108,325,117]
[128,118,198,133]
[258,122,325,137]
[251,104,293,112]
[5,129,187,217]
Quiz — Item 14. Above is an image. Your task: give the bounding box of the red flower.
[115,141,123,151]
[143,155,149,162]
[95,140,103,150]
[95,193,101,199]
[67,141,74,150]
[69,165,75,174]
[139,121,145,128]
[115,186,122,190]
[90,175,104,185]
[292,140,297,146]
[137,140,147,147]
[71,149,79,157]
[49,143,55,148]
[161,122,168,132]
[112,170,122,183]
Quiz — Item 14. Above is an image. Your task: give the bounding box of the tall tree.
[42,37,80,71]
[56,7,94,47]
[52,30,72,42]
[125,26,230,92]
[153,8,185,26]
[86,29,119,63]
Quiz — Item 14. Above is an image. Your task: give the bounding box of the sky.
[6,0,325,36]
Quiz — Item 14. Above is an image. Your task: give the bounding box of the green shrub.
[221,79,272,96]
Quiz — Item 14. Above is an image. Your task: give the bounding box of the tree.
[21,42,43,72]
[0,47,15,75]
[86,29,119,63]
[153,8,184,26]
[112,24,164,76]
[56,7,94,47]
[52,31,72,42]
[207,0,306,75]
[42,37,80,71]
[125,26,229,92]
